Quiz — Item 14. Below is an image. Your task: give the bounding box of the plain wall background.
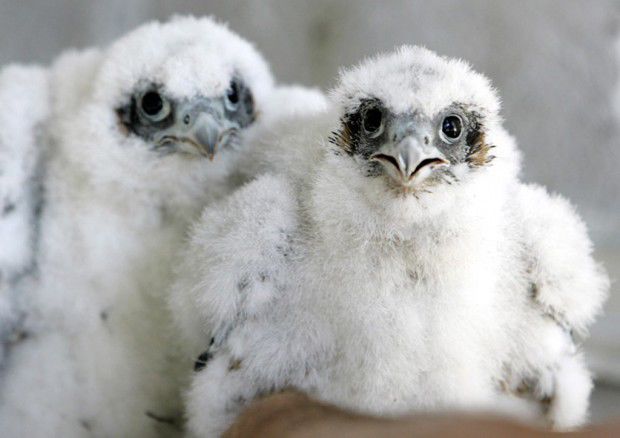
[1,0,619,413]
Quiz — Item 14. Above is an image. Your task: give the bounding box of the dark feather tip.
[194,350,213,371]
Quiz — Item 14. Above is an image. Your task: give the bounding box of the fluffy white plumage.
[0,16,326,437]
[0,66,49,365]
[169,46,609,436]
[0,65,48,279]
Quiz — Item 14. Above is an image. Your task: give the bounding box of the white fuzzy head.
[53,16,274,209]
[315,46,521,234]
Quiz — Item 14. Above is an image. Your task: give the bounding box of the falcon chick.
[0,16,325,438]
[169,46,609,436]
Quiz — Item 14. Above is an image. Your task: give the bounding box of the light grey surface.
[588,249,620,384]
[1,0,619,421]
[591,382,620,423]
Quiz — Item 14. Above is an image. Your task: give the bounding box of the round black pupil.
[442,116,462,139]
[363,108,382,133]
[227,82,239,104]
[141,92,163,116]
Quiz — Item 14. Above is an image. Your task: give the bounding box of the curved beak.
[185,113,225,161]
[154,98,235,161]
[371,136,449,186]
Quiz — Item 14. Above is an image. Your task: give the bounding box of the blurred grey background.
[1,0,619,422]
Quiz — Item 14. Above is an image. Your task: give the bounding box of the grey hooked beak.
[371,136,449,186]
[154,99,236,161]
[189,113,224,161]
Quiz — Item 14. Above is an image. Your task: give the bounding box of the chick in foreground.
[170,46,608,436]
[0,16,325,438]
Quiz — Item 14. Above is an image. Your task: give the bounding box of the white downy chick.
[169,46,608,436]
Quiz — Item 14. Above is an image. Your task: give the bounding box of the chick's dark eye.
[362,107,383,135]
[441,115,463,140]
[227,81,239,105]
[141,91,163,116]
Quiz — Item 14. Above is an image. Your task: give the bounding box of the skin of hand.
[224,391,619,438]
